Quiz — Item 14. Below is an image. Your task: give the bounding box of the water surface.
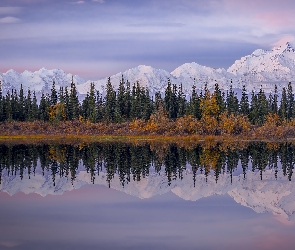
[1,142,295,250]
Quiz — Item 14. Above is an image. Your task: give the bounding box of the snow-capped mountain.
[170,62,233,93]
[227,41,295,92]
[0,68,85,94]
[77,65,173,97]
[1,168,295,222]
[1,41,295,96]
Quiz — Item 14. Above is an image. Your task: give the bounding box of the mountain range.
[1,41,295,97]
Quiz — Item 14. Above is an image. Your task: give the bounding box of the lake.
[1,141,295,250]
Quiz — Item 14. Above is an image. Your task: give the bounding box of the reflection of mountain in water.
[1,168,295,221]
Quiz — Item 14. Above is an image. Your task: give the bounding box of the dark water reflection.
[1,142,295,249]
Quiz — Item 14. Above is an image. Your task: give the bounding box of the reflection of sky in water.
[1,184,295,250]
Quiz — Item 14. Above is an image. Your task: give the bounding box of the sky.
[0,0,295,80]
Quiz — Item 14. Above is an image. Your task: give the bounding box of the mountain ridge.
[1,41,295,95]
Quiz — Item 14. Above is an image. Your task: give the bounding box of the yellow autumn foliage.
[174,115,198,134]
[198,115,218,135]
[219,113,251,135]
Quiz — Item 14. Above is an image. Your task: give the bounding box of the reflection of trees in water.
[0,142,294,186]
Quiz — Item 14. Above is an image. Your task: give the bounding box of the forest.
[1,77,295,138]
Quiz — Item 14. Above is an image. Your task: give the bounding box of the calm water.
[1,142,295,250]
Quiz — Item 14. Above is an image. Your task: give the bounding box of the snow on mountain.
[227,41,295,92]
[170,62,233,93]
[77,65,173,96]
[0,68,85,94]
[1,41,295,96]
[1,168,295,222]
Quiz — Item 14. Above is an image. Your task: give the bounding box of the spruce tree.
[4,91,12,121]
[88,82,96,122]
[32,91,39,120]
[257,87,269,125]
[50,80,58,106]
[249,91,258,124]
[59,87,64,104]
[154,91,163,111]
[25,89,33,121]
[124,80,131,120]
[188,85,201,119]
[239,85,249,116]
[96,90,103,122]
[64,87,70,120]
[0,81,3,121]
[214,82,226,115]
[18,84,25,121]
[115,75,126,122]
[142,88,153,120]
[11,90,18,121]
[273,85,278,114]
[226,85,239,115]
[69,77,79,120]
[287,82,294,121]
[39,92,49,121]
[177,84,186,118]
[104,77,116,122]
[279,87,288,120]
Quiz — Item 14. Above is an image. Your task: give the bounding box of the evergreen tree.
[68,78,79,120]
[0,81,3,121]
[115,75,126,122]
[214,82,226,115]
[177,84,186,117]
[226,85,239,115]
[50,80,58,106]
[164,79,178,119]
[18,84,25,121]
[279,87,288,120]
[32,91,39,120]
[239,85,249,116]
[124,80,132,120]
[249,91,258,124]
[142,88,153,120]
[39,92,49,121]
[88,82,96,122]
[154,91,163,111]
[188,85,201,119]
[59,87,65,104]
[256,87,269,125]
[64,87,70,120]
[273,85,278,114]
[104,77,116,122]
[11,90,19,121]
[25,89,33,121]
[287,82,294,121]
[96,90,103,122]
[4,91,12,121]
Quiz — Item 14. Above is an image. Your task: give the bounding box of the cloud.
[71,0,85,4]
[92,0,104,3]
[0,241,21,248]
[127,22,185,28]
[0,16,21,24]
[0,7,22,15]
[272,35,295,49]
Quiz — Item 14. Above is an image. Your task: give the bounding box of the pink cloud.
[222,0,295,27]
[254,233,295,250]
[256,11,294,27]
[272,35,295,49]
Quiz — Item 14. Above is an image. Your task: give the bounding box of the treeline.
[0,142,294,186]
[1,77,295,135]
